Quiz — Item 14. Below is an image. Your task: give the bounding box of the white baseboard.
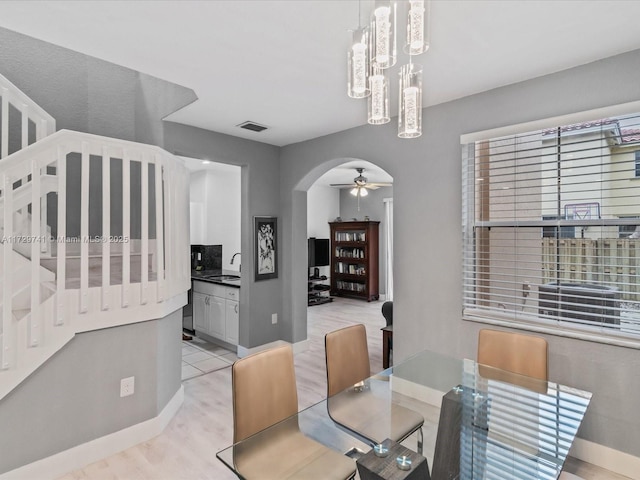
[0,386,184,480]
[237,338,310,358]
[391,376,640,478]
[570,437,640,479]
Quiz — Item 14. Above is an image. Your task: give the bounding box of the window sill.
[463,309,640,350]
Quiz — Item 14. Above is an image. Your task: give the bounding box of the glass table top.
[217,348,592,480]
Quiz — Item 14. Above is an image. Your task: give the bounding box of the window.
[635,150,640,177]
[462,113,640,342]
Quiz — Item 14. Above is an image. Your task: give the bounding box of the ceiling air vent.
[237,121,268,133]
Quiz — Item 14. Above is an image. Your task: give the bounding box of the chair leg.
[417,427,423,454]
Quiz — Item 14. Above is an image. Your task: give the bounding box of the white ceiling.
[180,155,242,173]
[1,1,639,147]
[314,160,393,188]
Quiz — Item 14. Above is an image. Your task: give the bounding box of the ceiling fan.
[330,168,392,198]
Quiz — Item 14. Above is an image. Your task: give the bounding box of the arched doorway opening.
[289,157,394,356]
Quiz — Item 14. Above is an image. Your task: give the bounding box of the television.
[308,238,330,267]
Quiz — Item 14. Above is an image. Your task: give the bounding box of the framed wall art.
[254,216,278,281]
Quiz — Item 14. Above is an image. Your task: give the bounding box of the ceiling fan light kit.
[332,167,392,209]
[348,0,430,138]
[351,186,369,197]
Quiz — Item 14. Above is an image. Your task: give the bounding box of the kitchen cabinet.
[225,299,239,344]
[193,292,209,332]
[208,294,226,339]
[192,280,240,346]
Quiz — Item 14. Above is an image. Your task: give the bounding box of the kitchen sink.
[204,274,241,281]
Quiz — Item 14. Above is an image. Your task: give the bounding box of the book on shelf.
[335,231,366,242]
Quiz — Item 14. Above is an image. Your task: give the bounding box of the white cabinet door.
[193,292,209,334]
[225,299,239,345]
[208,294,226,339]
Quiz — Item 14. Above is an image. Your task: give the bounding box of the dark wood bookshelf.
[329,221,379,301]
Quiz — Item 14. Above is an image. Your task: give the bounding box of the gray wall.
[339,186,393,296]
[163,122,284,348]
[280,50,640,457]
[0,311,182,475]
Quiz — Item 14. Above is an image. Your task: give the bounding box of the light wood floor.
[58,298,629,479]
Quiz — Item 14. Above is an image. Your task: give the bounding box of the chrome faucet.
[231,252,241,272]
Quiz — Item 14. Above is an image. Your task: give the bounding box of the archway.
[286,157,394,351]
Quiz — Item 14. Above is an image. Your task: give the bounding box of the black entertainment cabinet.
[308,237,332,306]
[308,275,333,306]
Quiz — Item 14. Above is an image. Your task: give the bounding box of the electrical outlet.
[271,313,277,325]
[120,376,135,397]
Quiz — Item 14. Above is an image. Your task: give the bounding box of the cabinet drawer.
[225,288,239,300]
[192,280,226,297]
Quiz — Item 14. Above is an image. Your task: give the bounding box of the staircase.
[0,73,190,400]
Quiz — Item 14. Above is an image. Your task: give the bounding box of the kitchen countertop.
[191,269,241,288]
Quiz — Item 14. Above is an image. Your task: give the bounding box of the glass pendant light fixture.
[367,66,390,124]
[345,0,429,139]
[370,1,397,69]
[347,26,370,98]
[405,0,430,55]
[398,62,422,138]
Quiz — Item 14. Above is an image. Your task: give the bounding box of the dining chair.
[325,324,425,454]
[476,328,580,478]
[232,344,356,480]
[381,301,393,367]
[477,328,548,381]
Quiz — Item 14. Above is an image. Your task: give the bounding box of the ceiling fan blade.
[329,183,357,188]
[366,182,393,188]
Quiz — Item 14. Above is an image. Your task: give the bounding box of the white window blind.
[462,113,640,341]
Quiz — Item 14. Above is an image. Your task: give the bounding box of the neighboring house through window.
[462,110,640,343]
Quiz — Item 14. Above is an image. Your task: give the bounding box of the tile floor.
[181,335,237,381]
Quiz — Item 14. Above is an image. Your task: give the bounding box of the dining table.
[217,348,592,480]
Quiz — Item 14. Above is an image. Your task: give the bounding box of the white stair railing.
[0,72,55,159]
[0,129,190,394]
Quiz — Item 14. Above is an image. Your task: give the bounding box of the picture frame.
[254,216,278,281]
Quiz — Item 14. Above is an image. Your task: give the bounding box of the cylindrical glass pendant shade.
[370,1,397,69]
[367,67,390,124]
[347,27,370,98]
[398,63,422,138]
[405,0,430,55]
